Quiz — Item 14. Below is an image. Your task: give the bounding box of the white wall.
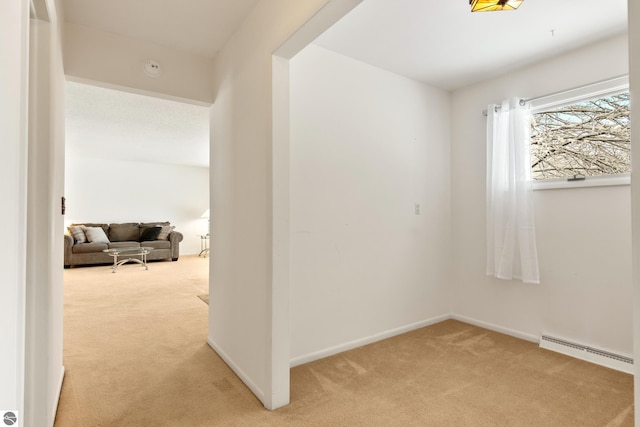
[1,0,66,424]
[627,0,640,423]
[451,34,632,355]
[65,156,209,255]
[289,44,451,363]
[64,23,215,105]
[0,0,30,416]
[209,0,361,409]
[26,3,67,423]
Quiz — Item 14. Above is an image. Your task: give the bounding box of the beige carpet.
[55,256,633,426]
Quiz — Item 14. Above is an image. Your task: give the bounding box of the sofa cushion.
[72,242,108,253]
[85,227,110,244]
[109,223,140,242]
[140,226,162,241]
[140,221,170,228]
[108,241,140,249]
[142,240,171,250]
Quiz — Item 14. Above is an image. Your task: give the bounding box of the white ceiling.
[314,0,628,90]
[62,0,628,87]
[63,0,628,167]
[65,81,210,168]
[62,0,260,59]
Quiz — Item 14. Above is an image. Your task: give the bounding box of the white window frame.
[530,75,630,191]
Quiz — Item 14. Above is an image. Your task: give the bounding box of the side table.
[199,234,210,257]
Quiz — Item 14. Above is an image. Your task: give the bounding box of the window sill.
[532,174,630,190]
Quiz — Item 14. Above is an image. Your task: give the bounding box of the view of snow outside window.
[530,92,630,180]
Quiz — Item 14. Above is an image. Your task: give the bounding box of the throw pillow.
[68,225,87,244]
[157,225,175,240]
[140,226,162,241]
[81,223,109,234]
[84,226,110,244]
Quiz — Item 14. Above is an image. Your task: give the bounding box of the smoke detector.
[143,59,161,77]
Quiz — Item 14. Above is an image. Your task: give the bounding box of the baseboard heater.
[539,334,633,374]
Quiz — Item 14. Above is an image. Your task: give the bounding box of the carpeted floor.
[55,255,634,426]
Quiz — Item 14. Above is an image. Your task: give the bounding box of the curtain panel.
[486,98,540,284]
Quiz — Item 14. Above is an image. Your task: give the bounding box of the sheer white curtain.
[486,98,540,284]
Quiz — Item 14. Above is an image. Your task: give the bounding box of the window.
[528,76,630,188]
[531,92,630,180]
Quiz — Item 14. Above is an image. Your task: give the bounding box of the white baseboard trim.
[539,334,634,375]
[207,337,266,406]
[450,315,634,374]
[450,314,539,343]
[289,314,451,367]
[51,366,65,427]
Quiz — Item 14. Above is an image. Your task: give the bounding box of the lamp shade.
[470,0,523,12]
[201,209,210,219]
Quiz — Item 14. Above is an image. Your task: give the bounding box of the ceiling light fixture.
[470,0,523,12]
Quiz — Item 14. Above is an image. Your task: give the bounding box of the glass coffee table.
[103,247,153,273]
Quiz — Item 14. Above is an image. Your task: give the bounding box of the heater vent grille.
[540,335,633,365]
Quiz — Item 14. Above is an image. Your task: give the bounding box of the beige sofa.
[64,222,183,268]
